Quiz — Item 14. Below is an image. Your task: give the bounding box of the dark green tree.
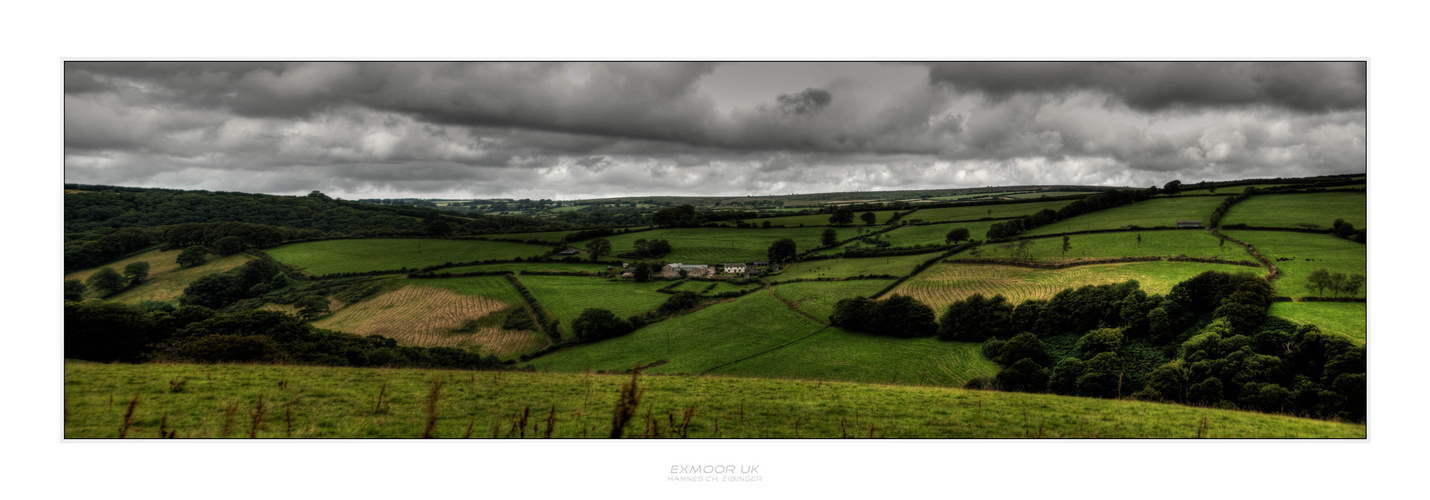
[867,294,938,337]
[294,295,331,320]
[1306,268,1331,296]
[179,273,240,309]
[830,296,877,332]
[860,211,877,226]
[1075,328,1124,360]
[938,293,1013,341]
[828,207,855,226]
[821,228,838,247]
[586,238,612,262]
[767,238,797,263]
[573,308,635,342]
[213,235,245,255]
[1048,357,1085,395]
[945,227,970,244]
[122,261,150,285]
[1163,180,1182,195]
[177,245,208,268]
[632,262,653,282]
[996,332,1052,366]
[1061,235,1071,260]
[64,300,158,362]
[995,358,1050,393]
[86,267,126,297]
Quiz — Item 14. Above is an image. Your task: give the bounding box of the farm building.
[1176,221,1204,229]
[752,261,770,271]
[662,263,714,278]
[723,262,746,274]
[555,249,580,256]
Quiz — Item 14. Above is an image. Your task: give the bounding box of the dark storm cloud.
[63,62,1366,199]
[926,62,1366,112]
[774,88,833,115]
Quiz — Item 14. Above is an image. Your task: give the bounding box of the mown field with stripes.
[890,261,1264,312]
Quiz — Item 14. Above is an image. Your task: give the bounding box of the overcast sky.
[63,61,1366,200]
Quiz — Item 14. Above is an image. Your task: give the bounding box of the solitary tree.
[829,207,855,226]
[860,211,877,226]
[821,228,838,247]
[767,238,797,263]
[586,238,612,262]
[1163,180,1183,196]
[177,245,208,268]
[1137,233,1142,246]
[1339,274,1366,297]
[1061,235,1072,261]
[123,261,150,286]
[86,267,126,297]
[632,262,653,282]
[946,227,970,245]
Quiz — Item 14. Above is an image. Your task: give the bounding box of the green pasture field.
[957,230,1234,261]
[63,360,1365,438]
[893,261,1265,312]
[1021,196,1227,237]
[775,252,944,281]
[1178,183,1364,196]
[1220,230,1366,298]
[398,275,527,305]
[519,276,673,338]
[770,280,897,321]
[1221,192,1366,229]
[532,291,825,374]
[879,221,1001,246]
[671,280,762,296]
[267,239,552,275]
[1270,302,1366,344]
[1005,191,1102,199]
[435,262,615,275]
[568,227,862,265]
[749,210,903,227]
[65,249,253,304]
[711,328,999,388]
[910,199,1076,223]
[478,230,581,242]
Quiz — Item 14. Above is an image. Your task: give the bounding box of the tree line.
[827,270,1364,422]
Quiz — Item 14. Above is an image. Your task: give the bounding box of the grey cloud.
[926,62,1365,113]
[775,88,833,115]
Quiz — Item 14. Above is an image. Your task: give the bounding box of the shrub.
[573,308,635,342]
[1048,357,1085,395]
[995,358,1050,393]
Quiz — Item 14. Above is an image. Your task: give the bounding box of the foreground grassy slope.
[267,239,552,275]
[1221,230,1366,298]
[533,291,825,374]
[64,249,253,304]
[1021,196,1226,237]
[64,361,1365,438]
[894,261,1266,312]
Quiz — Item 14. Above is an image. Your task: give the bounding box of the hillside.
[63,361,1364,438]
